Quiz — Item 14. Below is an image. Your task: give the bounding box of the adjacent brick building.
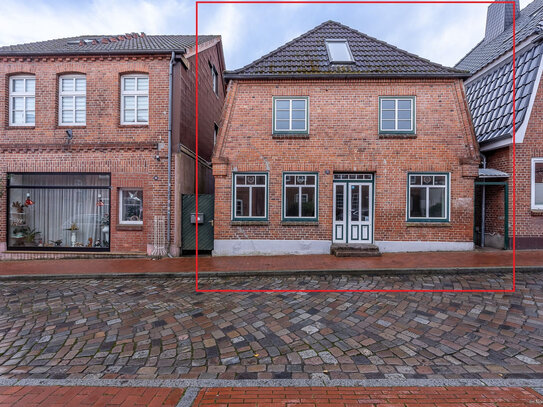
[0,33,225,259]
[457,0,543,249]
[212,21,479,255]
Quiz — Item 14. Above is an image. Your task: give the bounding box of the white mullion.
[248,185,253,217]
[289,99,293,131]
[425,186,430,219]
[394,100,399,131]
[298,185,302,217]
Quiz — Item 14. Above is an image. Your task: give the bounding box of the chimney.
[485,0,520,42]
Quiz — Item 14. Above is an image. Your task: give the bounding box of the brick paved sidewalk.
[0,386,183,406]
[193,386,543,406]
[1,250,541,278]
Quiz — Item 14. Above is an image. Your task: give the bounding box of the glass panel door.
[332,183,346,243]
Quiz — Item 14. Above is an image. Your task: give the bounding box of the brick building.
[212,21,479,256]
[0,33,225,259]
[457,0,543,249]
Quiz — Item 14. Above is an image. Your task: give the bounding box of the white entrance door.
[333,182,372,243]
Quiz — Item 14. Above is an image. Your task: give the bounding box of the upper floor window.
[273,97,308,134]
[59,75,86,125]
[379,96,416,134]
[121,74,148,125]
[9,75,35,126]
[407,173,449,222]
[325,40,354,63]
[211,64,218,95]
[532,158,543,210]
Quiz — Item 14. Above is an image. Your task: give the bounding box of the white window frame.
[273,97,309,134]
[59,74,86,126]
[232,173,268,220]
[211,64,218,95]
[283,172,318,220]
[532,158,543,210]
[9,75,35,126]
[325,39,354,63]
[119,189,144,225]
[213,123,219,145]
[120,74,149,125]
[407,173,450,222]
[379,97,416,133]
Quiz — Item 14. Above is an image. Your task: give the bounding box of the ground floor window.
[407,173,449,221]
[532,158,543,209]
[119,189,143,224]
[283,173,318,220]
[233,173,267,220]
[7,173,110,250]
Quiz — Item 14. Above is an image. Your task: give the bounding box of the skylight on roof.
[325,39,354,63]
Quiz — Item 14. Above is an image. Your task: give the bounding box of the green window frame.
[379,96,416,134]
[407,172,450,222]
[232,172,268,220]
[282,172,319,221]
[272,96,309,134]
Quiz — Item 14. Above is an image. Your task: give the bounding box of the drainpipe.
[166,51,175,257]
[480,153,486,248]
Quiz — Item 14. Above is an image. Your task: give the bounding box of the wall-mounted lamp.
[25,192,34,206]
[96,194,104,207]
[66,129,73,144]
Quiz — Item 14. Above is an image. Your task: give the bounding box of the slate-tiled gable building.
[212,21,479,255]
[0,33,225,258]
[457,0,543,249]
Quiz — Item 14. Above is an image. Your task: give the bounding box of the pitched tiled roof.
[0,34,218,56]
[464,43,543,143]
[224,21,468,79]
[456,0,543,73]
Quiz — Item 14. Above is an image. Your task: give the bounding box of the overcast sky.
[0,0,532,70]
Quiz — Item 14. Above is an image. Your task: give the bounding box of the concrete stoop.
[331,243,382,257]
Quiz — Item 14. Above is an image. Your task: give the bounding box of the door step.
[331,243,381,257]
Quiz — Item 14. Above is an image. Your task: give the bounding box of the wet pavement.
[0,272,541,381]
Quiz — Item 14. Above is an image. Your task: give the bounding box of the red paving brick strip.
[0,386,183,406]
[0,250,539,277]
[192,387,543,406]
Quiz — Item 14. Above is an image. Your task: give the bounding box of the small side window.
[119,189,143,224]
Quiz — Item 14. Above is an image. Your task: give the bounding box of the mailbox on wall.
[190,213,204,224]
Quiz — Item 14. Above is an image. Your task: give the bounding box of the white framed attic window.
[211,63,218,95]
[325,39,354,63]
[532,158,543,210]
[121,74,149,125]
[9,75,35,126]
[59,75,86,125]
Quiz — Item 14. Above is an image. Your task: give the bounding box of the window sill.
[7,126,35,130]
[272,134,309,139]
[231,221,269,226]
[57,125,86,129]
[406,222,451,227]
[281,221,319,226]
[116,224,143,231]
[118,124,149,129]
[379,133,417,139]
[531,209,543,216]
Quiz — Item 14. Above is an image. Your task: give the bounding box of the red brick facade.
[212,79,479,255]
[0,40,225,259]
[483,70,543,249]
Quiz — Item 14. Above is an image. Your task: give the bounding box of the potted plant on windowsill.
[23,228,41,247]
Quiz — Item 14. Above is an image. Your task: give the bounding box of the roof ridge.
[225,20,337,74]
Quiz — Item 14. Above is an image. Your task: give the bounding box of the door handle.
[210,220,214,227]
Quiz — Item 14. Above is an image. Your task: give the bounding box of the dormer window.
[325,39,354,63]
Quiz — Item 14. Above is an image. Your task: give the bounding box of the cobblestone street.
[0,272,541,382]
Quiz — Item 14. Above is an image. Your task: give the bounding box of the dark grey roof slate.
[225,20,468,79]
[456,0,543,73]
[0,34,218,56]
[464,43,543,143]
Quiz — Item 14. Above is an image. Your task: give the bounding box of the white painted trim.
[375,241,474,253]
[464,35,537,85]
[479,137,512,152]
[213,240,331,256]
[515,51,543,144]
[532,158,543,210]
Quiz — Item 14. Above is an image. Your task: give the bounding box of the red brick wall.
[213,79,479,245]
[0,54,172,256]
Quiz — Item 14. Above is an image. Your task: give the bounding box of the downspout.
[167,51,175,257]
[480,153,487,248]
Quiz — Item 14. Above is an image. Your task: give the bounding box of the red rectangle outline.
[195,0,516,293]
